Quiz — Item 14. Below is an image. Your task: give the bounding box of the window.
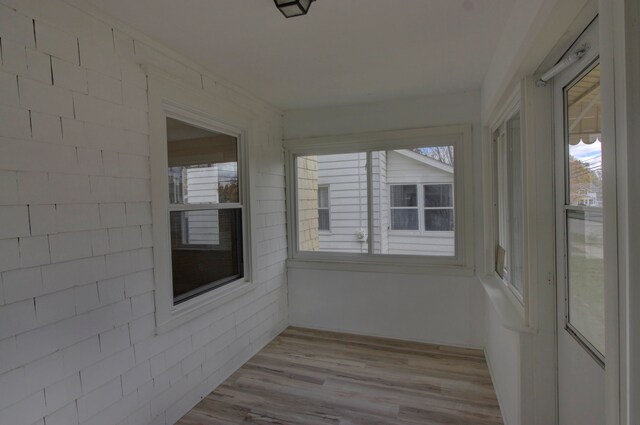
[390,185,418,230]
[424,184,454,231]
[286,125,473,269]
[148,72,253,333]
[317,185,330,231]
[493,111,524,298]
[166,117,244,305]
[389,184,454,231]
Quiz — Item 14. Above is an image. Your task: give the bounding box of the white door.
[553,17,606,425]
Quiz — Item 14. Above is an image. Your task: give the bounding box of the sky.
[570,139,601,168]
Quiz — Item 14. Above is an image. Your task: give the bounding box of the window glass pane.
[424,209,454,231]
[390,209,419,230]
[318,209,330,231]
[567,210,604,355]
[377,147,455,256]
[567,65,602,207]
[170,209,243,304]
[318,186,329,208]
[424,184,452,207]
[390,185,417,207]
[166,117,238,205]
[297,153,368,253]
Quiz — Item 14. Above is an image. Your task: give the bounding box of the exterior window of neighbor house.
[493,111,524,299]
[293,143,459,258]
[390,185,419,230]
[424,184,454,231]
[389,183,454,232]
[166,117,244,305]
[317,185,331,231]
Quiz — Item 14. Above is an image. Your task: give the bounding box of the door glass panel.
[567,65,602,207]
[566,210,605,355]
[564,63,605,359]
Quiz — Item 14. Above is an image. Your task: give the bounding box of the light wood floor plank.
[176,327,503,425]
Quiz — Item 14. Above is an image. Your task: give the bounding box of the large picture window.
[285,125,473,269]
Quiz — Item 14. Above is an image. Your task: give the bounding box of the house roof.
[393,150,454,174]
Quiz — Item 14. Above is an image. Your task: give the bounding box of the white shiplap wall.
[0,1,287,425]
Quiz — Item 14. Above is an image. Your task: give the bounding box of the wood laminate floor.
[177,327,503,425]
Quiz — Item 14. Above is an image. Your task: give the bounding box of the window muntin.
[166,117,244,305]
[317,185,330,231]
[563,63,604,359]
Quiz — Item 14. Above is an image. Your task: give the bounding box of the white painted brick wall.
[0,1,287,425]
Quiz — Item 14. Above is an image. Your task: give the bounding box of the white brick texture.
[0,2,287,425]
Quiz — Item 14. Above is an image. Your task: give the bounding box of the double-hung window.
[285,125,473,270]
[389,184,454,232]
[166,117,244,305]
[492,110,524,299]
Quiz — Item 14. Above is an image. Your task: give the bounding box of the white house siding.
[317,153,369,253]
[0,3,287,425]
[386,151,455,256]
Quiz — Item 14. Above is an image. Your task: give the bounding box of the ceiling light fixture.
[274,0,315,18]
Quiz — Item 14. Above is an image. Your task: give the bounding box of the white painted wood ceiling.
[87,0,514,110]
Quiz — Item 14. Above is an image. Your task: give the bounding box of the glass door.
[553,17,605,425]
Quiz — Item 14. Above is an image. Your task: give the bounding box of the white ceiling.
[88,0,515,110]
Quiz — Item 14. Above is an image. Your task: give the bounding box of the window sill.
[287,258,474,277]
[477,274,534,333]
[156,278,253,334]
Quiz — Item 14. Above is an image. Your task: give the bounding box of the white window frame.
[147,67,253,333]
[284,125,474,275]
[317,184,331,233]
[480,85,533,330]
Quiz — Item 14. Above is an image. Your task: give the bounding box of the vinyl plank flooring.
[176,327,503,425]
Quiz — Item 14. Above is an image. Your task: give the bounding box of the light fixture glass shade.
[274,0,314,18]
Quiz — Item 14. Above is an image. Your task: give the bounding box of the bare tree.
[412,146,455,166]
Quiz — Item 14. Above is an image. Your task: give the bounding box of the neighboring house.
[303,149,455,256]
